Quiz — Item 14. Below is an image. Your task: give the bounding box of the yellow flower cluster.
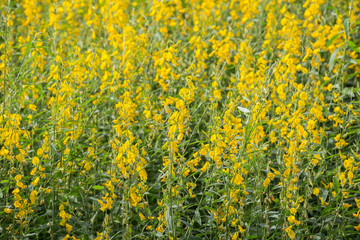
[0,0,359,239]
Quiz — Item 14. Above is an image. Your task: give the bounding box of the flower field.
[1,0,360,239]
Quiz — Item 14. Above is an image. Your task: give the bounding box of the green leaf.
[92,185,104,190]
[166,204,173,231]
[326,31,343,48]
[238,106,250,113]
[348,40,358,52]
[155,232,163,237]
[343,18,350,38]
[321,189,329,202]
[195,209,201,225]
[248,235,260,239]
[348,59,359,66]
[184,237,202,240]
[329,48,340,72]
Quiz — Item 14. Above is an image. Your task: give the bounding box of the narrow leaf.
[329,48,340,72]
[238,106,250,113]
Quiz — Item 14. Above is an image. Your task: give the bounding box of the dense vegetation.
[0,0,360,239]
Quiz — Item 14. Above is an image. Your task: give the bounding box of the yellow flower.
[30,167,37,175]
[66,223,73,232]
[28,104,37,112]
[263,178,271,187]
[130,187,141,207]
[299,92,308,101]
[355,198,360,208]
[268,172,275,180]
[30,190,38,204]
[355,224,360,231]
[288,215,296,223]
[16,181,24,188]
[12,188,20,194]
[14,201,22,208]
[285,226,295,239]
[32,177,40,186]
[213,89,222,100]
[231,232,239,240]
[139,213,146,221]
[15,175,22,181]
[200,162,210,172]
[32,156,39,165]
[311,158,319,166]
[347,171,354,185]
[334,133,341,142]
[37,148,44,156]
[183,169,190,177]
[339,172,347,186]
[233,174,244,185]
[139,169,148,181]
[84,162,92,171]
[4,208,12,213]
[313,188,320,196]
